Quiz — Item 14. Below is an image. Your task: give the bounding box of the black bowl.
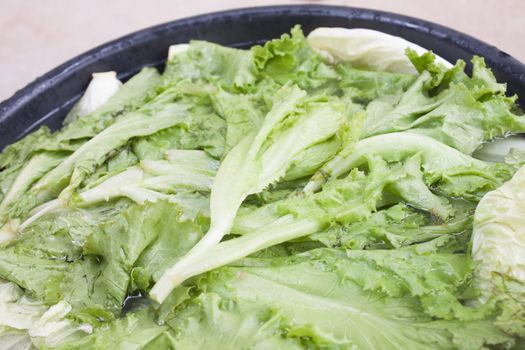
[1,5,524,151]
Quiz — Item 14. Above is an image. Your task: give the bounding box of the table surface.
[1,0,523,102]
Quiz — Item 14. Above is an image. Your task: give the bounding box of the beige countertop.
[1,0,523,102]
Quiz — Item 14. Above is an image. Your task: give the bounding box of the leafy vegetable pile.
[1,26,525,349]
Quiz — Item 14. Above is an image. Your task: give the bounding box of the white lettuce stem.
[150,223,233,298]
[0,222,18,244]
[150,216,322,303]
[304,132,486,193]
[154,85,344,303]
[18,200,64,232]
[63,71,122,125]
[31,105,188,205]
[0,153,64,222]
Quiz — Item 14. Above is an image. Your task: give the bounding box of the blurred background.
[1,0,523,101]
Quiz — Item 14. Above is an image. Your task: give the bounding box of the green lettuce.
[363,52,525,154]
[0,280,91,349]
[162,243,512,349]
[0,26,524,348]
[0,201,189,325]
[304,132,514,200]
[50,307,170,350]
[150,84,346,302]
[149,133,512,293]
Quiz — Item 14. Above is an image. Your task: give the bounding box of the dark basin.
[1,5,524,150]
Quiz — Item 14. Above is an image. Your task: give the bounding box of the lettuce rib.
[150,85,345,303]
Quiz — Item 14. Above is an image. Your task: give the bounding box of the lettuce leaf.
[363,52,525,155]
[50,307,170,350]
[0,201,186,324]
[150,84,346,302]
[306,27,453,74]
[163,244,512,349]
[305,132,514,202]
[0,280,91,349]
[472,165,525,337]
